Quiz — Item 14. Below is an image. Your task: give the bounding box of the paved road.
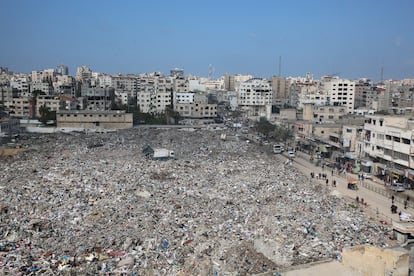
[279,150,413,225]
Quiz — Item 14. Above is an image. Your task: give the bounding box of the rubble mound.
[0,128,391,274]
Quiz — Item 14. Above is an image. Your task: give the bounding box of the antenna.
[380,67,384,83]
[278,56,282,77]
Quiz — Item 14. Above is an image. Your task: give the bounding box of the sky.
[1,0,414,81]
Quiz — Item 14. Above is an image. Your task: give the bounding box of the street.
[280,150,413,225]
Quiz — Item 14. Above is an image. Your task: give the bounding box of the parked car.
[287,151,295,158]
[391,182,405,192]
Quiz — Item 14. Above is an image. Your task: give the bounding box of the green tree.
[255,117,276,138]
[271,125,294,142]
[38,104,50,125]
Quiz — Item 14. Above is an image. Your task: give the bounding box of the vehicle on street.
[273,144,284,154]
[287,151,295,158]
[391,182,405,192]
[347,178,358,190]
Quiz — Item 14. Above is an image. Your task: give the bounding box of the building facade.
[56,110,133,129]
[237,78,272,120]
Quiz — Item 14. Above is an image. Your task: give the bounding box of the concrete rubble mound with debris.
[0,128,392,275]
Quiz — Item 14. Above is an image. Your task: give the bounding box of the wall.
[341,245,409,276]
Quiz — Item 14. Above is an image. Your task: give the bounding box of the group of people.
[390,195,410,214]
[310,171,336,187]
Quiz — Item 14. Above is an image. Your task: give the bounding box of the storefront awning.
[344,152,357,160]
[361,160,373,167]
[406,169,414,180]
[319,144,328,153]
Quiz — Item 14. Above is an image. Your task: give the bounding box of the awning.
[406,169,414,180]
[344,152,357,160]
[319,144,328,153]
[361,160,373,167]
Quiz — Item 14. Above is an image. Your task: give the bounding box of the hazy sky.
[1,0,414,80]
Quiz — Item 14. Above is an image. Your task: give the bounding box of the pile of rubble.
[0,128,392,274]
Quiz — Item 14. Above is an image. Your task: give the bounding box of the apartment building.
[6,98,31,118]
[136,75,173,114]
[76,66,92,83]
[80,86,115,111]
[362,115,414,182]
[175,102,217,118]
[321,76,355,112]
[31,81,53,95]
[36,95,60,117]
[10,74,30,97]
[237,78,272,120]
[303,104,347,123]
[31,69,55,83]
[354,79,373,109]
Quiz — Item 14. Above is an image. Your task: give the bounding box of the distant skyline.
[1,0,414,81]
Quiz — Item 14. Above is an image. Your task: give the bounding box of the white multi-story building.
[136,75,173,114]
[237,78,272,119]
[76,66,92,82]
[31,69,55,82]
[175,92,194,104]
[10,74,30,97]
[320,76,355,112]
[362,115,414,182]
[297,93,329,109]
[31,81,53,95]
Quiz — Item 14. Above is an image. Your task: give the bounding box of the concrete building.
[175,92,194,104]
[270,76,289,101]
[31,69,55,83]
[80,86,115,111]
[31,81,53,95]
[170,68,184,78]
[362,115,414,183]
[175,102,217,118]
[0,87,18,103]
[303,104,348,123]
[320,76,355,113]
[10,74,30,97]
[6,98,31,118]
[0,117,20,137]
[224,74,253,92]
[342,124,363,152]
[36,95,60,117]
[354,78,373,108]
[76,66,92,83]
[56,110,133,130]
[59,95,79,110]
[237,78,272,120]
[55,65,68,76]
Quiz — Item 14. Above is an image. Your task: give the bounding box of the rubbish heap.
[0,128,392,275]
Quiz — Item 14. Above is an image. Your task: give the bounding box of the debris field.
[0,128,392,275]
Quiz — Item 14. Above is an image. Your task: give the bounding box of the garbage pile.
[0,128,392,274]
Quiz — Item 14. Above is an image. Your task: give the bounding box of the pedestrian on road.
[404,200,408,209]
[326,179,329,186]
[391,195,395,204]
[333,179,336,187]
[331,169,334,176]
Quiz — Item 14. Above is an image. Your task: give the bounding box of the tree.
[255,117,276,138]
[271,125,294,142]
[38,104,56,125]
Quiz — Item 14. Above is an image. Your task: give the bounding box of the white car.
[362,173,373,180]
[287,151,295,158]
[391,182,405,192]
